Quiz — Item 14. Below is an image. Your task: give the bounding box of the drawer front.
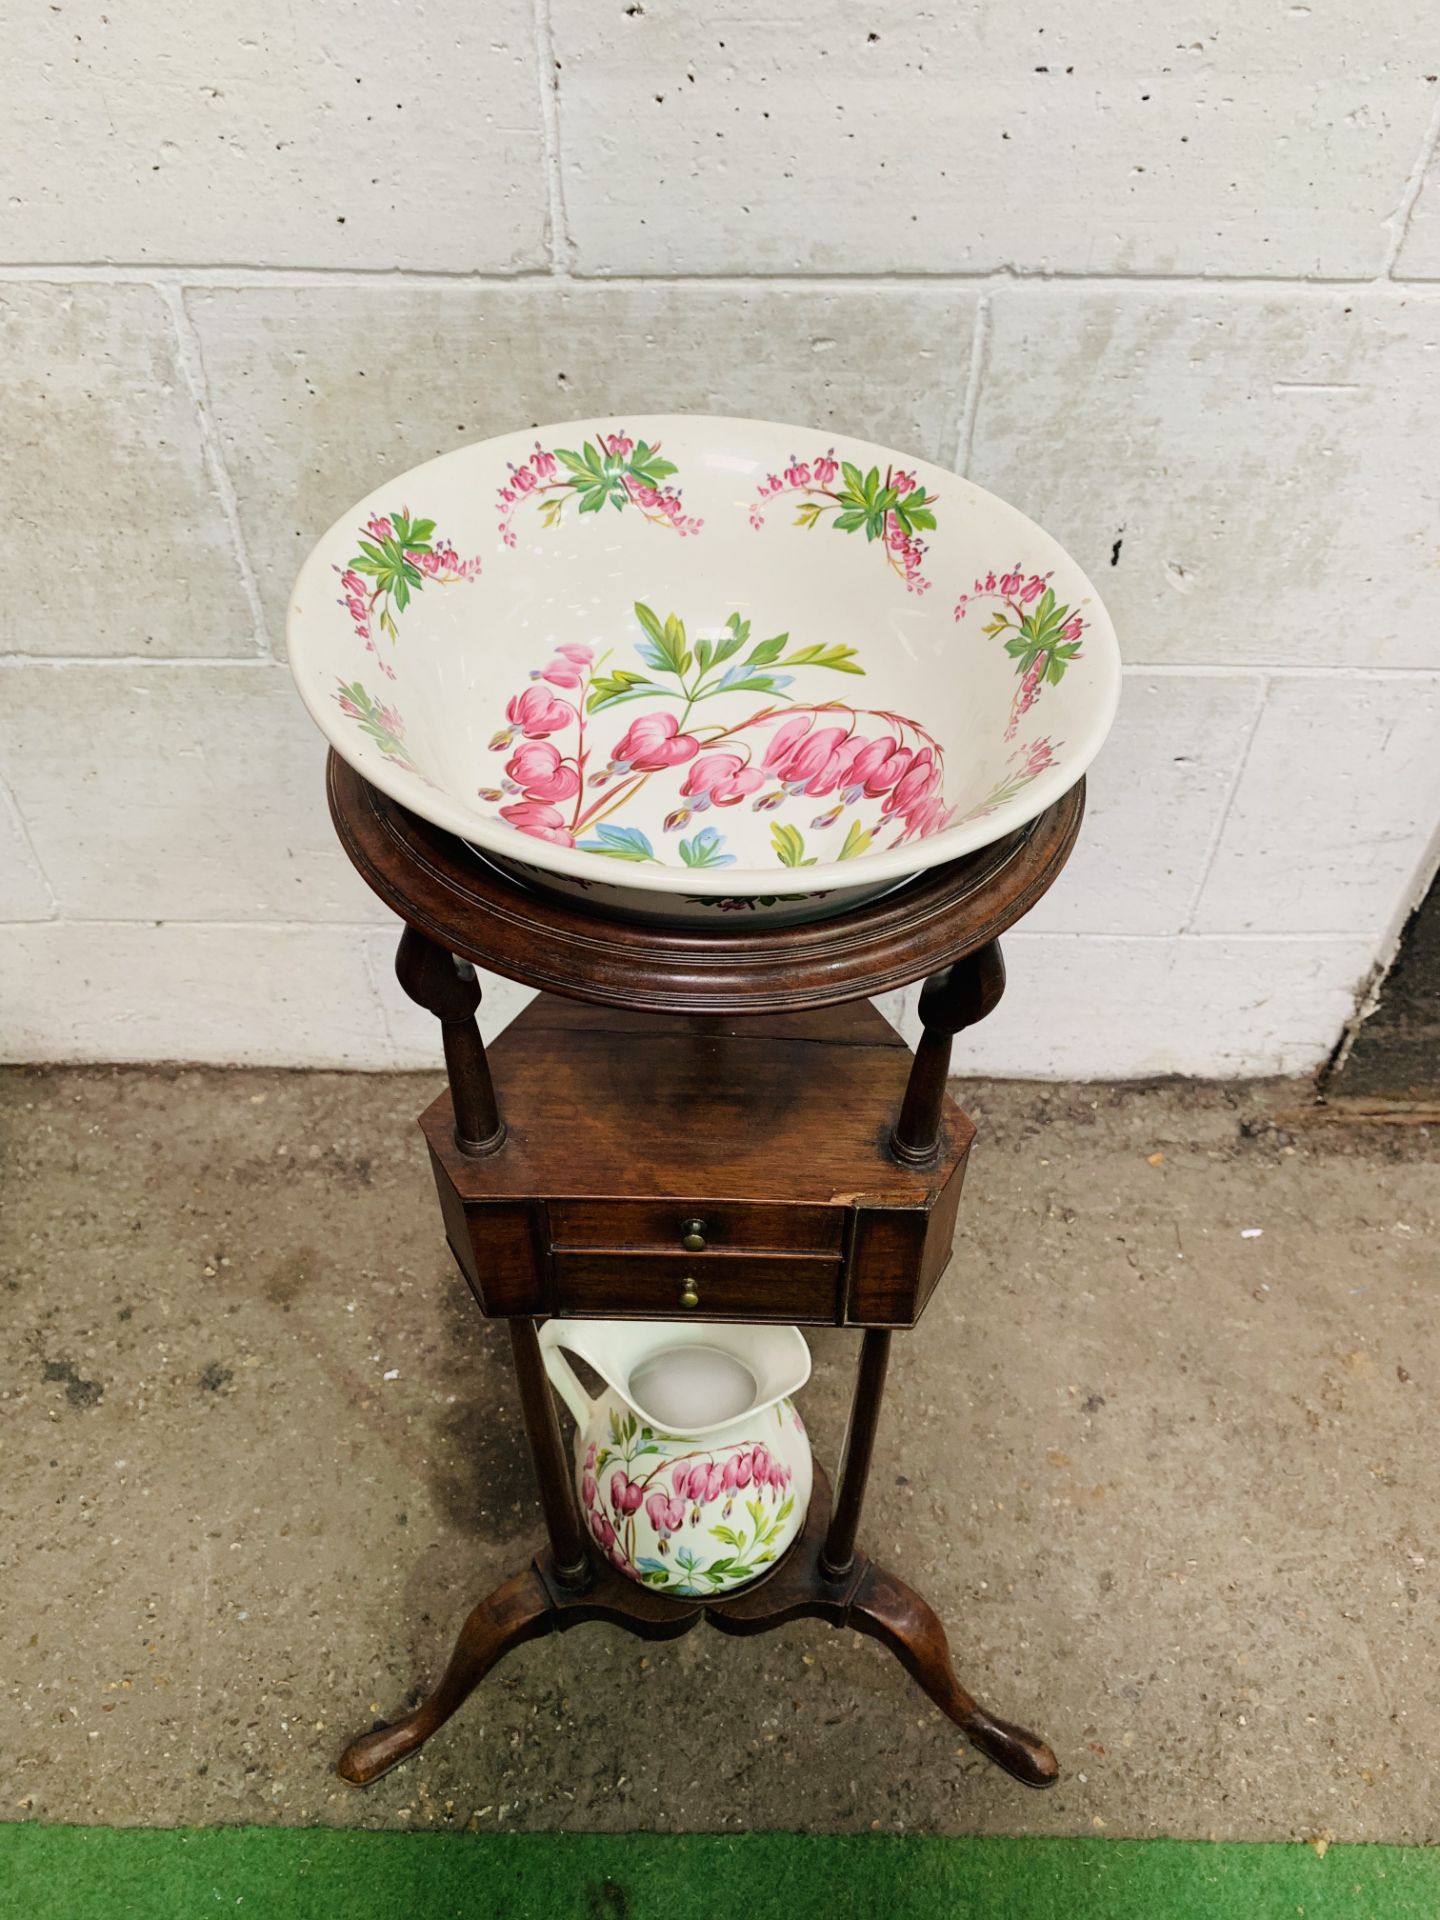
[551,1250,842,1323]
[546,1198,843,1257]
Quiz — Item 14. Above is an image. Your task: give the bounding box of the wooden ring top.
[327,750,1084,1013]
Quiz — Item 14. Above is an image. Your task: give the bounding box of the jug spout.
[538,1319,810,1438]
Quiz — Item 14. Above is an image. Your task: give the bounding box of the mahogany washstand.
[326,751,1083,1790]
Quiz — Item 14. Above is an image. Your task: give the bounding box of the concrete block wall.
[3,3,1439,1077]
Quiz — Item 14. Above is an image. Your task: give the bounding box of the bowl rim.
[288,411,1121,897]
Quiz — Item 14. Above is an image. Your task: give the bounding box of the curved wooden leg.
[848,1562,1059,1789]
[337,1565,554,1786]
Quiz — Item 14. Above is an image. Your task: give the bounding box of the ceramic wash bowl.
[288,415,1120,925]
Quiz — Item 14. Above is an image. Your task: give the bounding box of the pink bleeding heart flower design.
[499,799,576,847]
[646,1491,687,1549]
[505,741,580,805]
[490,684,574,749]
[606,711,701,776]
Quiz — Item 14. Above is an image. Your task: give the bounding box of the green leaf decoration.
[630,443,677,483]
[678,828,733,869]
[666,612,692,675]
[707,636,744,671]
[781,642,863,675]
[577,825,656,863]
[633,603,689,676]
[771,823,817,869]
[838,819,872,861]
[586,670,670,712]
[1038,617,1076,650]
[745,632,789,667]
[587,684,672,711]
[711,674,788,697]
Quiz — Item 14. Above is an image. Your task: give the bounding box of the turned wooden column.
[890,939,1006,1167]
[821,1329,892,1580]
[394,924,505,1155]
[509,1318,591,1590]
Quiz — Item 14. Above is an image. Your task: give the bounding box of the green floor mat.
[1,1825,1435,1919]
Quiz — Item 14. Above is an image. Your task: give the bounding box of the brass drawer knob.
[678,1277,700,1309]
[680,1218,707,1252]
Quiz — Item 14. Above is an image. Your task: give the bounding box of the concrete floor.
[1,1065,1435,1843]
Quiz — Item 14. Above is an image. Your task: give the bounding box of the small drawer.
[551,1249,842,1323]
[546,1198,843,1257]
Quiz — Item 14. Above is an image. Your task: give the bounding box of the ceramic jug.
[539,1318,813,1597]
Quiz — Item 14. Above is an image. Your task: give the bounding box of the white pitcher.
[539,1318,814,1597]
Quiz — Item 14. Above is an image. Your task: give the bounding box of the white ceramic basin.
[288,415,1120,925]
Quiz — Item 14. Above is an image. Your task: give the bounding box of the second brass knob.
[680,1217,707,1252]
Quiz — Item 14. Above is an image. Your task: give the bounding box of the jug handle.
[537,1321,600,1431]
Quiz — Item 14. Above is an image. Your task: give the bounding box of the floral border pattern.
[496,429,702,547]
[953,735,1062,825]
[749,447,937,594]
[954,565,1086,738]
[333,680,414,771]
[338,507,482,680]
